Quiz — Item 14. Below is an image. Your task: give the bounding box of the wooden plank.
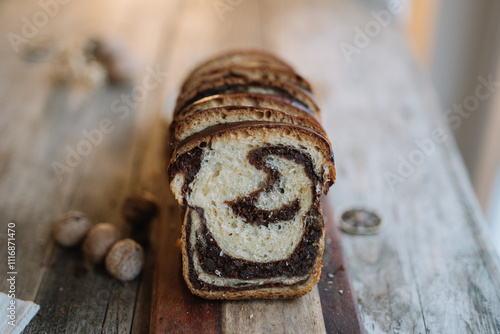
[23,86,142,334]
[0,0,118,307]
[221,288,326,333]
[0,0,181,332]
[319,199,364,334]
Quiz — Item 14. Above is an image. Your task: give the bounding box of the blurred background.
[397,0,500,252]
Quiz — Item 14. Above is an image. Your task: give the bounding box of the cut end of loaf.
[168,122,334,299]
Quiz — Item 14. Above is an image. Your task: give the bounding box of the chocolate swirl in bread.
[168,51,335,300]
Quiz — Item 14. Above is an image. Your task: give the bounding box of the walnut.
[82,223,119,264]
[51,211,91,247]
[122,193,159,247]
[122,192,159,226]
[105,239,144,281]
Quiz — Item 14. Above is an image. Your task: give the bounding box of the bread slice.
[168,122,335,299]
[173,105,326,143]
[168,50,336,300]
[174,93,318,122]
[175,77,320,118]
[182,65,312,93]
[184,50,294,83]
[170,93,324,146]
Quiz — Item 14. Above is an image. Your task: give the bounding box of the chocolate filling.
[173,121,334,169]
[187,204,322,291]
[168,146,204,203]
[172,144,324,291]
[228,198,300,227]
[226,146,318,226]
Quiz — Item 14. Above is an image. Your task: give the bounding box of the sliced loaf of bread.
[167,51,335,300]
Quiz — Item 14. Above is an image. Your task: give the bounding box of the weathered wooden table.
[1,0,499,333]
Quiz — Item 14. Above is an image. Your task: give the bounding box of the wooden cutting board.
[151,186,363,334]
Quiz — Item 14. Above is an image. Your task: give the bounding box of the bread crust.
[175,93,319,120]
[174,77,321,118]
[183,50,294,84]
[182,65,312,93]
[173,105,327,143]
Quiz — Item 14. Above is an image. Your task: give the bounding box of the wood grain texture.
[0,0,499,332]
[0,0,180,332]
[319,200,364,334]
[221,287,326,334]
